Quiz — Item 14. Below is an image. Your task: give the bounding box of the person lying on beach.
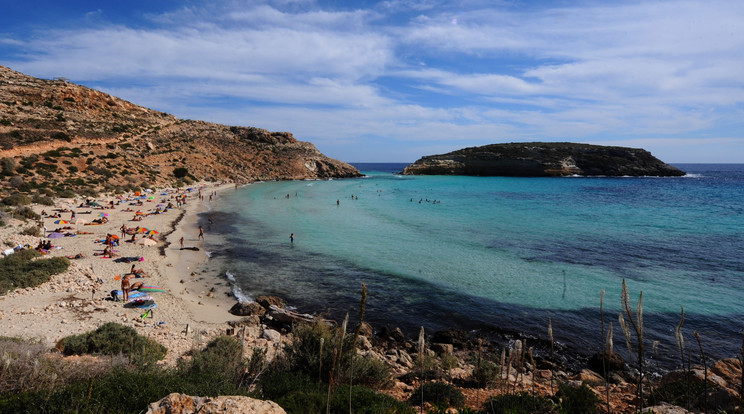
[130,264,149,278]
[76,231,93,235]
[65,253,86,259]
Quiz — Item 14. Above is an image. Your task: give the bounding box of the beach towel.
[139,285,166,293]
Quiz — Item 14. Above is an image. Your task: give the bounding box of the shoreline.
[0,181,252,365]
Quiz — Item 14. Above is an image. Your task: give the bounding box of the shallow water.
[201,163,744,369]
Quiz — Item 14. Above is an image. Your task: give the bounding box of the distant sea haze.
[200,163,744,370]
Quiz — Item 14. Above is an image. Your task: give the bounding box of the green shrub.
[0,249,69,295]
[258,372,412,414]
[12,206,40,220]
[31,194,55,206]
[55,189,76,198]
[56,322,166,364]
[281,321,391,389]
[2,192,31,206]
[408,381,465,409]
[178,336,247,390]
[480,392,555,414]
[173,167,189,178]
[647,378,707,411]
[557,382,601,414]
[20,226,41,236]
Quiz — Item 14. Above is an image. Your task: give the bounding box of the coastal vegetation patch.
[0,249,69,295]
[55,322,167,365]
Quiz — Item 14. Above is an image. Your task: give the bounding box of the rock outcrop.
[147,393,286,414]
[0,64,361,197]
[402,142,685,177]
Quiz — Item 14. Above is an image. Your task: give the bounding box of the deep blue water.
[200,163,744,369]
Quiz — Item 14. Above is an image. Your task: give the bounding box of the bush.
[31,194,55,206]
[2,192,31,206]
[280,320,390,389]
[173,167,189,178]
[258,372,412,414]
[647,378,707,411]
[20,226,41,236]
[480,392,555,414]
[12,206,40,221]
[408,381,465,409]
[56,322,167,364]
[0,249,69,295]
[557,382,601,414]
[1,157,15,174]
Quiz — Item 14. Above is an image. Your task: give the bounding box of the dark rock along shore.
[402,142,685,177]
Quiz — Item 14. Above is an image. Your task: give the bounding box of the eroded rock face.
[402,142,685,177]
[147,393,286,414]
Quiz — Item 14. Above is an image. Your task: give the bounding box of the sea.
[198,163,744,371]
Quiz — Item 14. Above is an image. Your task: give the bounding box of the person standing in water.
[290,233,294,243]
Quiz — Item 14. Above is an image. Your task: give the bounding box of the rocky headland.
[402,142,685,177]
[0,64,361,199]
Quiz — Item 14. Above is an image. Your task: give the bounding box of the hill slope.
[402,142,685,177]
[0,65,360,197]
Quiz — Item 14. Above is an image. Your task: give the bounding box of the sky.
[1,0,743,163]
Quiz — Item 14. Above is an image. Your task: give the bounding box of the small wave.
[225,270,252,303]
[204,250,212,258]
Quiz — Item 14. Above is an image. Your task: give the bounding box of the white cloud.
[2,0,743,162]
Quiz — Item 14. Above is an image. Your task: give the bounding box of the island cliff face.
[402,142,685,177]
[0,65,361,197]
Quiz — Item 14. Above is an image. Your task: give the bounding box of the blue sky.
[1,0,743,163]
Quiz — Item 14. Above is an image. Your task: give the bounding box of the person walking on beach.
[198,226,204,240]
[179,236,184,249]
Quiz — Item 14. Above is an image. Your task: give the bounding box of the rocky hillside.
[0,65,361,198]
[402,142,685,177]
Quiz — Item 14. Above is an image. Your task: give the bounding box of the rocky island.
[402,142,685,177]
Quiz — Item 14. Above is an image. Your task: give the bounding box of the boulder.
[262,329,282,342]
[256,295,285,310]
[432,329,470,349]
[228,301,265,317]
[588,350,625,375]
[431,343,454,355]
[147,393,285,414]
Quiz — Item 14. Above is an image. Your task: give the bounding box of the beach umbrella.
[147,230,159,236]
[87,202,100,207]
[54,219,69,225]
[137,227,149,233]
[147,196,155,200]
[110,234,120,240]
[136,238,157,246]
[47,232,64,239]
[98,213,109,218]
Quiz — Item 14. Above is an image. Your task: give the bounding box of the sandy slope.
[0,182,281,365]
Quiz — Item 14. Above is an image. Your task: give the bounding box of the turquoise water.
[202,164,744,367]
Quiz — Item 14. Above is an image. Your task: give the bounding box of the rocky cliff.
[402,142,685,177]
[0,65,361,197]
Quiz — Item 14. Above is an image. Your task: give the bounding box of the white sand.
[0,182,282,365]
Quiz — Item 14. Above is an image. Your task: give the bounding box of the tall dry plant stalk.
[318,337,324,393]
[738,329,744,402]
[694,331,708,414]
[675,307,690,411]
[418,326,425,414]
[548,318,555,396]
[620,279,645,413]
[600,290,611,414]
[349,283,367,413]
[476,338,482,407]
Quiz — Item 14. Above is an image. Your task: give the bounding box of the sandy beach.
[0,182,280,365]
